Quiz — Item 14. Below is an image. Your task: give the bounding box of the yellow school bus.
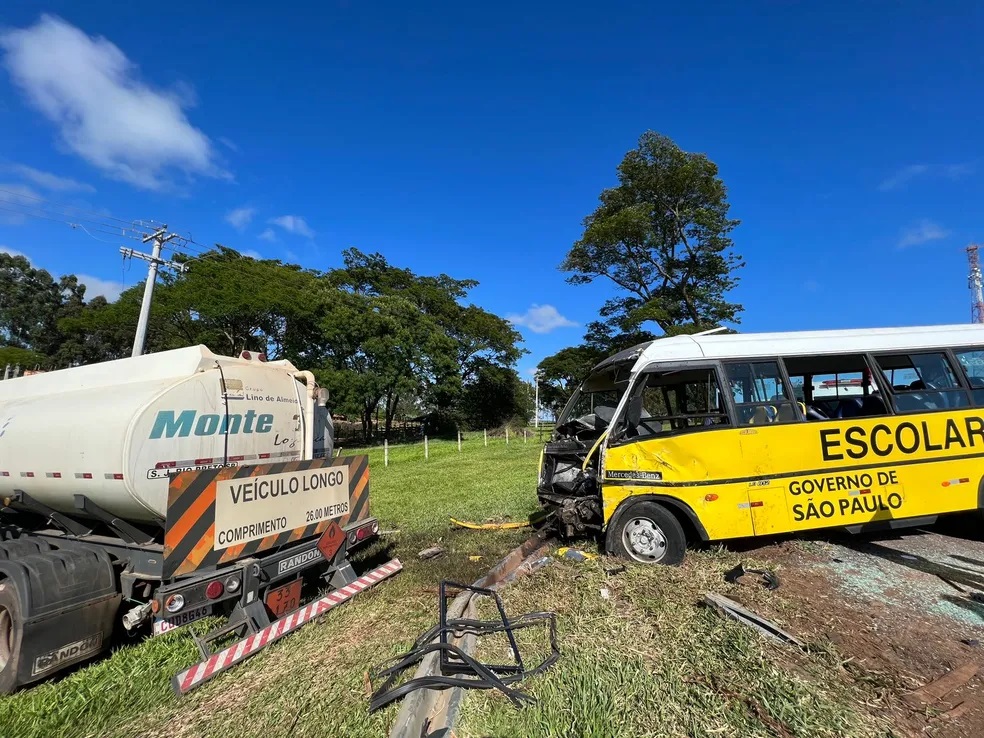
[537,324,984,564]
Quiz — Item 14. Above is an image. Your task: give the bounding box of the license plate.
[265,579,303,619]
[153,605,212,636]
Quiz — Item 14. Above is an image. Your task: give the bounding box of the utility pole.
[121,226,184,357]
[968,245,984,324]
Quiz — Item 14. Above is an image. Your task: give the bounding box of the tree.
[536,345,606,418]
[458,360,532,430]
[561,131,743,344]
[321,249,524,439]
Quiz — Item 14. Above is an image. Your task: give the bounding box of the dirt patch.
[725,523,984,738]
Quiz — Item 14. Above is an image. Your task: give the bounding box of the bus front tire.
[606,501,686,566]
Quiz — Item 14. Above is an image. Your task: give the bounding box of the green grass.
[0,437,887,738]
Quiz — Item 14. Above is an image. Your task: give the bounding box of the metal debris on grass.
[724,562,781,590]
[368,580,559,713]
[703,592,804,648]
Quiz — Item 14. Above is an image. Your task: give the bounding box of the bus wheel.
[0,580,24,694]
[607,501,686,565]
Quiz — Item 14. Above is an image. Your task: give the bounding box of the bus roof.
[622,324,984,373]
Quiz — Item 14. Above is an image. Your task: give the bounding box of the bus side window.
[627,367,729,439]
[781,353,889,421]
[875,352,969,412]
[952,350,984,405]
[724,361,798,425]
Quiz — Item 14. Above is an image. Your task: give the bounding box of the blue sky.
[1,2,983,378]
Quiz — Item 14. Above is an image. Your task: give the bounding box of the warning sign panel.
[214,466,349,550]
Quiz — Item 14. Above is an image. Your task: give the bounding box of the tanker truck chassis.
[0,347,384,693]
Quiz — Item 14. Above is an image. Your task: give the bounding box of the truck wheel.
[0,580,24,694]
[606,501,686,565]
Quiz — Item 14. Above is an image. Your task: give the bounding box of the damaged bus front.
[537,346,642,540]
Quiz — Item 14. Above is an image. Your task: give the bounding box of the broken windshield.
[555,362,633,437]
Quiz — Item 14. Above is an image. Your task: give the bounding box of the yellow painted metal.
[600,410,984,541]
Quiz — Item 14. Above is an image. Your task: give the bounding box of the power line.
[0,186,140,228]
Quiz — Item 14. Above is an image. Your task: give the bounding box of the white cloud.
[0,15,226,190]
[258,228,278,243]
[878,164,929,192]
[506,304,578,334]
[269,215,315,238]
[241,249,262,259]
[76,273,124,301]
[898,219,950,248]
[218,136,239,153]
[879,162,974,192]
[10,164,94,193]
[224,206,255,231]
[0,245,27,258]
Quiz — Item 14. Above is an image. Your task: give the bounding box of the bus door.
[721,359,803,536]
[606,363,754,540]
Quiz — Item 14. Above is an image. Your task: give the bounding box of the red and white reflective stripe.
[736,501,765,509]
[942,478,971,487]
[171,558,402,696]
[0,471,8,477]
[45,472,62,478]
[105,473,124,480]
[848,488,872,496]
[74,473,94,480]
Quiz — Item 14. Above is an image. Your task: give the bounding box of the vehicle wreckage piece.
[368,580,559,713]
[703,592,804,648]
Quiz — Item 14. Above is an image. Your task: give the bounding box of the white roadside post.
[384,438,389,467]
[457,430,462,452]
[484,429,488,447]
[424,435,429,460]
[505,427,509,444]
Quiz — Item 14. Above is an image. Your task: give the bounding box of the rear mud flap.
[0,544,121,688]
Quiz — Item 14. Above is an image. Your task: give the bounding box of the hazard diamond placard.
[317,519,345,562]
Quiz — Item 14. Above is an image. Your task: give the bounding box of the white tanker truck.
[0,346,380,693]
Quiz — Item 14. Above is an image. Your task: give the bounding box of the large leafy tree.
[322,249,524,438]
[562,131,743,340]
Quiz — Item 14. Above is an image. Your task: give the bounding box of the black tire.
[606,501,687,566]
[0,578,24,695]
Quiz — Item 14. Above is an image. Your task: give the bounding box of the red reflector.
[113,473,124,480]
[858,489,871,494]
[960,478,970,484]
[1,471,9,477]
[258,354,267,362]
[749,501,764,508]
[704,494,718,502]
[25,472,35,478]
[205,581,224,600]
[82,473,93,479]
[51,472,61,478]
[942,481,951,487]
[229,455,245,462]
[241,351,252,360]
[356,526,368,541]
[195,458,213,465]
[259,453,271,459]
[156,461,177,469]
